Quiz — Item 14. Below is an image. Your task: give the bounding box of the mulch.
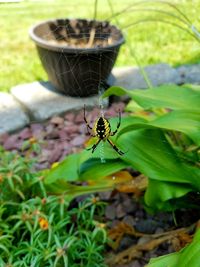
[0,101,198,267]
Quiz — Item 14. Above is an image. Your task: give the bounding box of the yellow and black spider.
[84,106,124,156]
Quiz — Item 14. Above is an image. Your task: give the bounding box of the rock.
[112,64,181,90]
[177,64,200,84]
[122,215,135,226]
[71,135,85,146]
[98,191,112,200]
[64,112,75,122]
[18,127,32,140]
[48,146,63,164]
[105,203,116,220]
[11,81,108,121]
[50,116,64,125]
[116,203,126,218]
[64,125,80,135]
[0,92,29,134]
[3,134,22,150]
[122,198,137,214]
[120,236,136,250]
[131,260,142,267]
[135,219,162,234]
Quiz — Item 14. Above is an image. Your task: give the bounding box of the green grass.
[0,0,200,92]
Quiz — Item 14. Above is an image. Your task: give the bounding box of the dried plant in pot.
[29,18,124,97]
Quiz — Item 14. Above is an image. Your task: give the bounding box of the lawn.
[0,0,200,92]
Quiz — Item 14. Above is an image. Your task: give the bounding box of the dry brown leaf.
[116,174,148,196]
[106,224,196,266]
[105,171,134,185]
[108,222,143,250]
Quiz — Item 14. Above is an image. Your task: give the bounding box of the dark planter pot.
[29,18,124,97]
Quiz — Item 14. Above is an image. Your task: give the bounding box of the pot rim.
[29,18,125,53]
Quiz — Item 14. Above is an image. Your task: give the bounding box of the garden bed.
[0,101,199,266]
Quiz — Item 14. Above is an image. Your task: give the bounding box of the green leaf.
[80,158,128,181]
[118,129,199,186]
[129,84,200,111]
[150,110,200,145]
[147,252,178,267]
[103,84,200,111]
[145,179,193,211]
[117,110,200,146]
[44,153,80,184]
[102,86,128,98]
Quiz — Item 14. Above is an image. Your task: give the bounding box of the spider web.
[1,0,199,169]
[33,16,123,163]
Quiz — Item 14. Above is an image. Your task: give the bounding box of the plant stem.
[87,0,98,47]
[107,0,153,89]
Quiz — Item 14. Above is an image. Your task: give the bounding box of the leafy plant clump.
[102,83,200,213]
[0,147,107,267]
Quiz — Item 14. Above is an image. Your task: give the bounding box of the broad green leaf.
[117,110,200,145]
[145,179,193,211]
[129,85,200,111]
[151,110,200,145]
[125,99,144,112]
[45,171,133,201]
[147,252,178,267]
[103,85,200,111]
[118,129,200,187]
[80,158,128,181]
[44,153,80,184]
[102,86,128,98]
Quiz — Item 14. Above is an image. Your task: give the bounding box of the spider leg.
[84,105,96,137]
[110,110,121,136]
[107,138,124,156]
[86,139,101,153]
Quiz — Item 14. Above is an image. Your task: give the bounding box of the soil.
[0,102,198,267]
[47,19,123,48]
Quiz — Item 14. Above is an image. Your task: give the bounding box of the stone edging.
[0,63,200,134]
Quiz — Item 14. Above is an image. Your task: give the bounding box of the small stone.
[75,112,84,123]
[122,198,137,214]
[58,130,69,141]
[45,129,60,139]
[131,260,142,267]
[38,149,51,163]
[50,116,64,125]
[135,219,162,234]
[119,236,136,250]
[64,125,79,134]
[98,191,112,200]
[30,123,44,131]
[48,147,63,163]
[79,123,87,134]
[105,204,116,220]
[65,112,75,121]
[0,133,9,144]
[71,135,85,146]
[116,203,126,219]
[122,215,135,226]
[18,127,32,140]
[3,134,21,150]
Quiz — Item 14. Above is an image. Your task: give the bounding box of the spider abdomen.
[94,117,110,140]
